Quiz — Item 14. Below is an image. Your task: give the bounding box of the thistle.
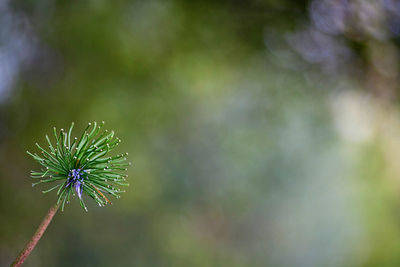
[28,121,130,211]
[11,122,130,267]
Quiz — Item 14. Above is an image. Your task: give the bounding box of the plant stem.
[11,202,60,267]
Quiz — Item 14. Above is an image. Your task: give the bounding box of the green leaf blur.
[2,0,400,266]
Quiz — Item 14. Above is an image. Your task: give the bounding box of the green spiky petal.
[28,122,130,211]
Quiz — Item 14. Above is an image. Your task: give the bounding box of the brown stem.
[11,202,60,267]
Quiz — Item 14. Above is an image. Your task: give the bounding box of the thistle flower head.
[28,122,130,211]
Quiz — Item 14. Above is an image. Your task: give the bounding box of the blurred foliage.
[2,0,400,266]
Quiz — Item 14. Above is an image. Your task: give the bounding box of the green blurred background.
[2,0,400,266]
